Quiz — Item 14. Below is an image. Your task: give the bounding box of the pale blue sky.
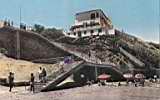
[0,0,159,43]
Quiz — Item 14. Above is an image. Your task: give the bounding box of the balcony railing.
[72,25,103,32]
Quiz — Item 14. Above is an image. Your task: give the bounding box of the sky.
[0,0,159,43]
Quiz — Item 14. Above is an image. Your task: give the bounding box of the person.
[126,79,129,86]
[7,20,10,26]
[8,72,14,92]
[38,67,42,82]
[42,68,47,83]
[86,79,92,86]
[59,61,64,72]
[118,81,121,86]
[4,20,7,26]
[149,78,154,83]
[154,75,157,83]
[30,73,35,93]
[141,78,145,87]
[134,79,137,87]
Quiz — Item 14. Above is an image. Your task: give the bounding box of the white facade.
[26,26,34,31]
[108,29,115,35]
[65,9,114,38]
[66,28,107,38]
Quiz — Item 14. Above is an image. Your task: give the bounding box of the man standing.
[59,61,64,72]
[42,68,47,83]
[38,67,42,82]
[8,72,14,92]
[30,73,35,93]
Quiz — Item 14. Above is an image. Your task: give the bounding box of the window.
[78,31,81,34]
[83,22,87,28]
[67,33,70,35]
[78,31,82,37]
[96,12,99,18]
[91,13,95,19]
[98,29,102,33]
[90,30,94,33]
[73,32,76,36]
[84,31,87,34]
[90,21,95,27]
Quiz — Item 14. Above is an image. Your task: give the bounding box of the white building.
[0,20,6,28]
[65,9,114,38]
[26,26,34,31]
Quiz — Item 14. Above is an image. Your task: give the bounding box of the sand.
[0,54,59,81]
[0,84,160,100]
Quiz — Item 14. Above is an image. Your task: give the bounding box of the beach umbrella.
[135,73,145,79]
[98,74,111,80]
[123,73,133,79]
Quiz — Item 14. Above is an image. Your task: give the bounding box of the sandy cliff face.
[0,53,59,81]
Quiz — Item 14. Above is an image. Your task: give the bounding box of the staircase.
[51,41,102,64]
[119,47,145,67]
[34,61,84,92]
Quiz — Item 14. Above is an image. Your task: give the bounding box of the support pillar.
[95,66,98,81]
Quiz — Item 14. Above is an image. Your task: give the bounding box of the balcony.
[75,18,100,25]
[72,25,103,32]
[70,21,103,32]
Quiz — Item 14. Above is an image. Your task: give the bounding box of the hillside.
[0,26,159,77]
[0,26,70,62]
[46,29,160,76]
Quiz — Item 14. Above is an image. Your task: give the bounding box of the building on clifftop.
[65,9,115,38]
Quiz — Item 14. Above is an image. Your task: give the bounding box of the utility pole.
[16,7,21,59]
[159,20,160,47]
[20,7,22,27]
[16,30,20,59]
[158,1,160,69]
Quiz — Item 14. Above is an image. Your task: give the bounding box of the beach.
[0,83,160,100]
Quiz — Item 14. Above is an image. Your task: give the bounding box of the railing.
[51,42,102,64]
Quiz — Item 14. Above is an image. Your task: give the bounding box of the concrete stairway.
[34,61,84,92]
[51,41,102,64]
[119,47,145,67]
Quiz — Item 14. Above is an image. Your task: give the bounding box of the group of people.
[7,67,47,93]
[38,67,47,83]
[30,67,47,93]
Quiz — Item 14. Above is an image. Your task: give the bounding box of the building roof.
[76,9,103,15]
[75,9,112,23]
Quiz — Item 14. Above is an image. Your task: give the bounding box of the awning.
[135,73,145,79]
[123,73,133,79]
[98,74,111,80]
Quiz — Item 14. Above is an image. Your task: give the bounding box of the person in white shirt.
[38,67,43,82]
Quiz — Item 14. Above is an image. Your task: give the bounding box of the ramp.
[40,61,84,91]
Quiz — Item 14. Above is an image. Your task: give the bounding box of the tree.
[41,28,64,40]
[0,48,8,55]
[33,24,45,33]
